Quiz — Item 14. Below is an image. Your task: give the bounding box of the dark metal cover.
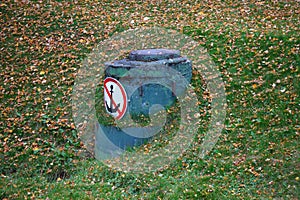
[128,49,181,62]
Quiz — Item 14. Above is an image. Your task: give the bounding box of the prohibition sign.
[103,77,128,120]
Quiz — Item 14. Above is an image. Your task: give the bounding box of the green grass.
[1,0,299,199]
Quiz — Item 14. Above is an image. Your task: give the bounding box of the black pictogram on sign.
[103,77,127,120]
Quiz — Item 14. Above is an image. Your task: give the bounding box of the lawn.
[0,0,299,199]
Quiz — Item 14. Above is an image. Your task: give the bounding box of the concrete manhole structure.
[96,49,192,159]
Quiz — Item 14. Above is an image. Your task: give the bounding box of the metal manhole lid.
[128,49,180,62]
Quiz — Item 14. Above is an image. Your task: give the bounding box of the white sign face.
[103,77,127,120]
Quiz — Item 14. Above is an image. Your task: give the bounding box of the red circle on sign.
[103,77,127,120]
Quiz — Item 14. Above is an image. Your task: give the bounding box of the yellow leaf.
[40,71,45,75]
[33,147,39,151]
[198,11,206,16]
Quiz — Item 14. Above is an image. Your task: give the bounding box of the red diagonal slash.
[104,84,122,115]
